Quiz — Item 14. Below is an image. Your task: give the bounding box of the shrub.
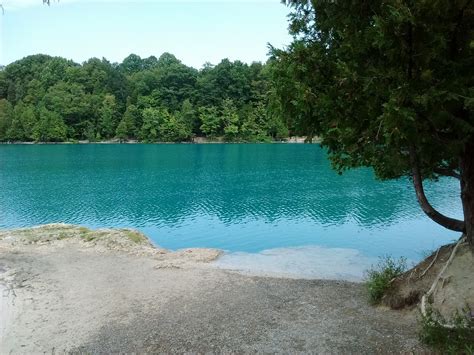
[419,305,474,354]
[365,256,407,304]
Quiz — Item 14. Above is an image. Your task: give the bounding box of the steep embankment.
[383,237,474,321]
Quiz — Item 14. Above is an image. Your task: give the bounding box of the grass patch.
[20,229,62,243]
[419,305,474,354]
[79,230,110,242]
[57,232,69,240]
[80,233,96,242]
[77,227,90,234]
[78,228,146,244]
[77,227,92,240]
[122,230,146,244]
[365,256,407,304]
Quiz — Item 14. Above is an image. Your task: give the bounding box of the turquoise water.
[0,144,463,264]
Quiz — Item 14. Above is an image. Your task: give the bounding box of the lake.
[0,144,463,279]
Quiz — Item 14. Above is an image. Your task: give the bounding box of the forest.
[0,53,291,142]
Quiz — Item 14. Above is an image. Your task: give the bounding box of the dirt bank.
[0,224,424,353]
[383,238,474,320]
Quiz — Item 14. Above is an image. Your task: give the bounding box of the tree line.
[0,53,291,142]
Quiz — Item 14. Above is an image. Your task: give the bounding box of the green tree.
[33,107,67,142]
[7,118,23,141]
[178,99,198,134]
[241,102,270,141]
[0,52,290,144]
[140,107,161,141]
[266,113,289,141]
[17,103,37,140]
[7,102,36,141]
[199,106,221,138]
[276,1,474,244]
[82,121,96,142]
[24,79,45,106]
[98,94,118,139]
[142,56,159,71]
[0,99,13,141]
[116,104,138,141]
[120,54,144,74]
[196,59,252,108]
[139,107,192,142]
[221,99,240,140]
[42,81,90,138]
[153,53,198,112]
[158,109,192,142]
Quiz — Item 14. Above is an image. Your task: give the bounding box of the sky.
[0,0,292,69]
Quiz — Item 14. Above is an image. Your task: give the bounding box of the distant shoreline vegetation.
[0,53,308,144]
[0,136,317,145]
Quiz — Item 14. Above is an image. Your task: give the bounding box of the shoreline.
[1,224,376,282]
[0,224,423,352]
[0,136,321,145]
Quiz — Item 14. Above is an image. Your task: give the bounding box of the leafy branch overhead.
[273,0,474,243]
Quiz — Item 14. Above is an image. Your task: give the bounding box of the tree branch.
[409,145,465,232]
[433,168,461,180]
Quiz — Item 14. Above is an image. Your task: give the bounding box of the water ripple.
[0,144,463,262]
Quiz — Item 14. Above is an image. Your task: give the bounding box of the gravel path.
[0,226,424,353]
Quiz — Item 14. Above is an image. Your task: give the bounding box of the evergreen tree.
[277,0,474,244]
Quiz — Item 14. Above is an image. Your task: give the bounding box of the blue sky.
[0,0,292,68]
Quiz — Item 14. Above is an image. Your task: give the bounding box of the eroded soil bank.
[383,238,474,319]
[0,224,424,353]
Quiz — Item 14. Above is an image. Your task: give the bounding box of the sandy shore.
[0,224,423,353]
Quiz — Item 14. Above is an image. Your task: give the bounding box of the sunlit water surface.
[0,144,463,280]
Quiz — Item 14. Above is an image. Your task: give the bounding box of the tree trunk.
[460,141,474,246]
[409,146,465,233]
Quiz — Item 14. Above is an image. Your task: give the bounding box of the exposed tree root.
[420,235,467,329]
[420,246,441,278]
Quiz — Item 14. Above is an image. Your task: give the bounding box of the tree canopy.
[272,0,474,243]
[0,53,289,143]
